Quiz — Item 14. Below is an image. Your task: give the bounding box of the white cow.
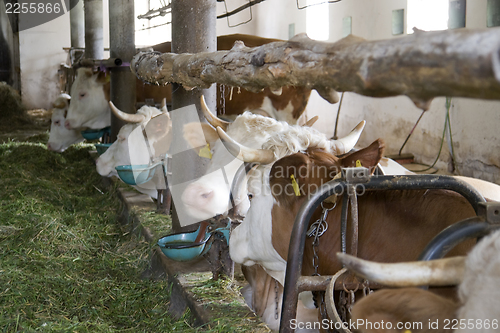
[181,96,320,221]
[339,228,500,333]
[47,94,84,152]
[96,102,171,199]
[65,67,111,130]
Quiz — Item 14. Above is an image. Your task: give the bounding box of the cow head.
[216,121,368,284]
[66,67,111,130]
[180,96,288,221]
[47,94,85,152]
[95,101,171,178]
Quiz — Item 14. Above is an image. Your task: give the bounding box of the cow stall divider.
[279,170,500,333]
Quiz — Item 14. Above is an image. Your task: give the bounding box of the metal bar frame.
[279,174,486,333]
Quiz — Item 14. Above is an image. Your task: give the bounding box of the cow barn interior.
[1,0,500,332]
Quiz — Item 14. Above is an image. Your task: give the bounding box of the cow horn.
[200,95,229,131]
[330,120,366,154]
[303,116,319,127]
[217,127,276,164]
[337,253,466,287]
[109,102,146,123]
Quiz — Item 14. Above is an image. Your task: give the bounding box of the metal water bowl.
[157,225,212,262]
[95,143,112,155]
[81,127,111,140]
[115,163,161,185]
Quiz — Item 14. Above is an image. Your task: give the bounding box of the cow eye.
[248,193,253,200]
[79,92,86,99]
[54,120,60,125]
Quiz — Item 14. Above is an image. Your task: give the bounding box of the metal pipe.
[279,174,486,333]
[84,0,103,60]
[76,57,123,68]
[340,191,348,255]
[170,0,216,232]
[418,217,497,261]
[70,0,85,49]
[109,0,136,141]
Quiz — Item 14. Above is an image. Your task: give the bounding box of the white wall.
[310,0,500,184]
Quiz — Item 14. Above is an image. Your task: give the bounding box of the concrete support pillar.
[70,0,85,48]
[109,0,136,140]
[84,0,103,60]
[171,0,217,232]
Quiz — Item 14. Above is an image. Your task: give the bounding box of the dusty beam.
[131,28,500,110]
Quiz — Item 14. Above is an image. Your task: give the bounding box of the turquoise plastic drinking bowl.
[95,143,112,155]
[158,227,212,262]
[115,164,157,185]
[81,127,111,140]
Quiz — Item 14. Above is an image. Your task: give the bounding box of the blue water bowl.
[81,127,111,140]
[158,226,212,262]
[115,164,158,185]
[95,143,112,155]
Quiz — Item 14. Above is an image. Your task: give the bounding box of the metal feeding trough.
[81,126,111,140]
[158,221,231,262]
[115,161,163,185]
[95,143,112,155]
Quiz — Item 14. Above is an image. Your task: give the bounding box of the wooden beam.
[131,28,500,110]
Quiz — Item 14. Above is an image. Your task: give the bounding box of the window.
[306,0,330,40]
[449,0,466,29]
[406,0,449,34]
[487,0,500,27]
[342,16,352,37]
[392,9,405,35]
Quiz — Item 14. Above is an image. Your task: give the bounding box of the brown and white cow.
[216,126,490,329]
[221,127,483,281]
[338,227,500,333]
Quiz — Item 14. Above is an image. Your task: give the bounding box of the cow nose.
[64,120,71,130]
[47,143,53,151]
[182,184,215,208]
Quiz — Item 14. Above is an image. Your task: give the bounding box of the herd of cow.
[45,35,500,333]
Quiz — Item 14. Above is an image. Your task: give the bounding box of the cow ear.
[183,123,219,152]
[340,139,385,171]
[270,153,310,205]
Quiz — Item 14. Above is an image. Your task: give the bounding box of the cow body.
[47,94,84,152]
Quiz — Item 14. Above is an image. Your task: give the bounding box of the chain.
[274,279,279,320]
[307,201,336,276]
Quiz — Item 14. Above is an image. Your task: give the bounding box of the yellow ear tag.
[290,175,301,196]
[198,143,212,159]
[403,330,412,333]
[356,159,362,167]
